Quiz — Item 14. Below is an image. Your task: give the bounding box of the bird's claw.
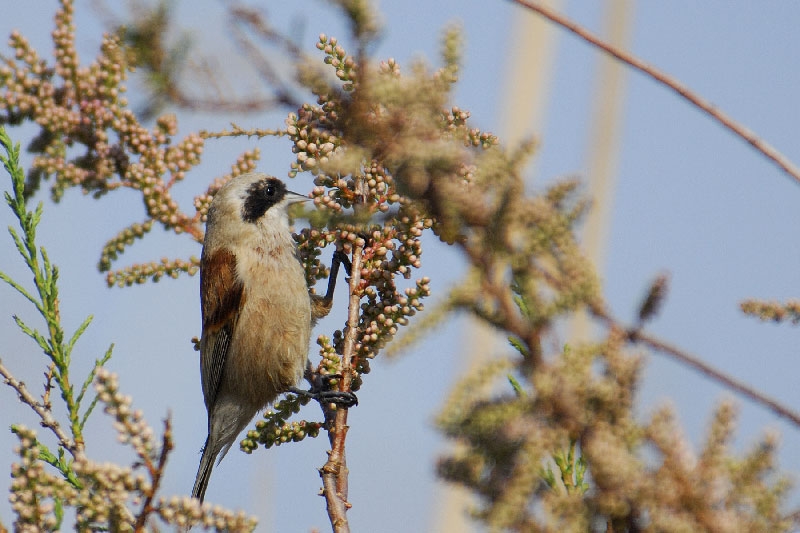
[288,386,358,408]
[316,389,359,407]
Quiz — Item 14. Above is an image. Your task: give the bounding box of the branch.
[320,237,364,533]
[633,329,800,428]
[226,5,305,109]
[199,123,285,140]
[133,417,173,532]
[510,0,800,187]
[0,360,83,460]
[590,307,800,429]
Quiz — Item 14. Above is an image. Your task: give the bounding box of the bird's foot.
[288,385,358,408]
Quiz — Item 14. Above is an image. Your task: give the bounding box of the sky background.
[2,1,800,531]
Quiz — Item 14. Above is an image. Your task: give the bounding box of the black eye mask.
[241,177,287,223]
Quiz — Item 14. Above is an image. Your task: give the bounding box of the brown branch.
[94,0,290,116]
[590,307,800,429]
[42,362,56,411]
[226,4,305,109]
[785,509,800,529]
[228,4,306,59]
[531,252,800,429]
[510,0,800,187]
[0,359,84,460]
[320,237,363,533]
[199,123,285,140]
[163,87,289,114]
[134,416,173,532]
[633,329,800,428]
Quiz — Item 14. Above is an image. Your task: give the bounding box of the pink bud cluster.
[98,220,154,272]
[379,58,401,77]
[285,104,340,178]
[95,369,155,458]
[9,427,75,530]
[105,256,200,288]
[317,34,357,90]
[287,38,446,394]
[441,106,498,148]
[0,0,263,286]
[8,371,258,530]
[157,496,256,531]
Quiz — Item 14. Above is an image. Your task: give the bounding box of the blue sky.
[2,1,800,531]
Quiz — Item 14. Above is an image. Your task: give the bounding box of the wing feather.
[200,249,244,409]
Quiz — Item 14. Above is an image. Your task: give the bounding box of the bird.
[191,172,315,502]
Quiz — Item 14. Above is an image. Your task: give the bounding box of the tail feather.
[191,437,215,503]
[192,401,258,503]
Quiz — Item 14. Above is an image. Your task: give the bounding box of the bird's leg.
[289,363,358,408]
[299,250,358,409]
[288,386,358,408]
[311,249,353,320]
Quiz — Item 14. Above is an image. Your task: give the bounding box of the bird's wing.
[200,248,244,410]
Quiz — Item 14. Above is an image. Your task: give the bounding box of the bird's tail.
[191,436,215,503]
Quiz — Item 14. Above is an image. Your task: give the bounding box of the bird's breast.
[225,244,311,408]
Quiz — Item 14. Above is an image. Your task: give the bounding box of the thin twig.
[199,123,285,140]
[590,307,800,429]
[532,247,800,430]
[42,362,56,411]
[785,509,800,529]
[227,5,303,109]
[320,238,363,533]
[134,417,173,533]
[0,359,83,459]
[633,329,800,428]
[162,90,284,114]
[510,0,800,187]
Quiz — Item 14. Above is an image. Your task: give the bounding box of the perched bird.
[191,173,313,502]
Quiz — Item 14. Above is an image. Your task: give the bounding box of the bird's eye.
[241,178,283,223]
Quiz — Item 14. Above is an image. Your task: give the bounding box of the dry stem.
[590,306,800,429]
[133,417,173,532]
[510,0,800,187]
[0,359,83,460]
[320,237,364,533]
[632,328,800,428]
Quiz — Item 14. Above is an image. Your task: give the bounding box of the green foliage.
[542,440,588,495]
[1,126,257,531]
[1,126,111,463]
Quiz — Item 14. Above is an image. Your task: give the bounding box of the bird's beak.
[286,190,312,205]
